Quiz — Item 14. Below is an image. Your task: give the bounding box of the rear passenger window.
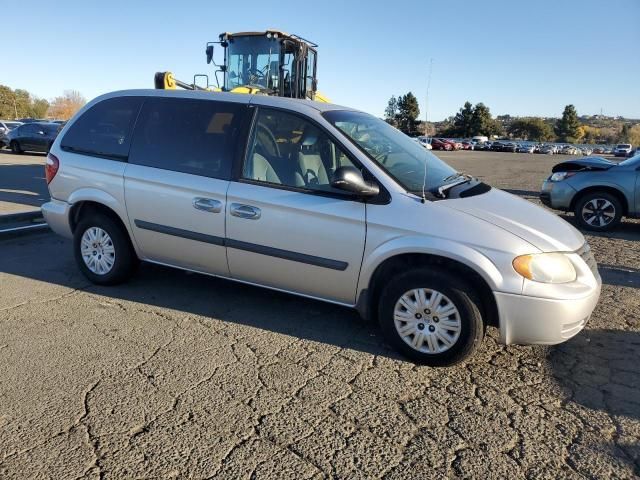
[61,96,142,159]
[129,98,246,180]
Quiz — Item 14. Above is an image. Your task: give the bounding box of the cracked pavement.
[1,152,639,478]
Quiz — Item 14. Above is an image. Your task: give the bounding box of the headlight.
[513,253,577,283]
[549,171,576,182]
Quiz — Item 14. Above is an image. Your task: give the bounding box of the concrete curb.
[0,210,49,237]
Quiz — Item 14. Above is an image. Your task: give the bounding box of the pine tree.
[397,92,420,135]
[555,105,582,142]
[384,96,398,126]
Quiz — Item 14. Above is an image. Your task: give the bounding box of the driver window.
[242,108,358,193]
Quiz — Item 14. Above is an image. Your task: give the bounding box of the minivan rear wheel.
[378,268,485,366]
[74,214,136,285]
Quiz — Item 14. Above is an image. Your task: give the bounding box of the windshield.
[323,110,459,194]
[226,36,280,90]
[5,122,21,129]
[616,144,631,149]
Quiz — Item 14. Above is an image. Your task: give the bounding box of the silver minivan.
[41,90,601,366]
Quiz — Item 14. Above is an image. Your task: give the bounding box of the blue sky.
[3,0,639,120]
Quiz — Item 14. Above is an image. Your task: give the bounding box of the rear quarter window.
[128,97,248,180]
[61,96,143,159]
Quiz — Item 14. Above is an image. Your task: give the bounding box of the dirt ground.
[0,150,638,479]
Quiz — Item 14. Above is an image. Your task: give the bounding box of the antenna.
[421,58,434,203]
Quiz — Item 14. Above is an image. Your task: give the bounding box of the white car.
[614,144,633,157]
[416,136,433,150]
[0,120,23,148]
[41,90,601,366]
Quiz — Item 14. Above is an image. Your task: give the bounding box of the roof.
[219,30,317,47]
[96,89,355,115]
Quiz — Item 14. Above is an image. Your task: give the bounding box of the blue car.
[540,155,640,231]
[6,122,61,154]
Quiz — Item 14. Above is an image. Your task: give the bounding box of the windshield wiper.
[437,174,472,198]
[440,172,464,182]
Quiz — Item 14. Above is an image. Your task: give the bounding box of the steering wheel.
[247,67,267,85]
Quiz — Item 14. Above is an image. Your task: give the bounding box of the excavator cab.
[211,30,321,101]
[155,29,328,102]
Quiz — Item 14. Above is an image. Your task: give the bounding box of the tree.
[451,101,474,137]
[628,125,640,147]
[508,117,554,141]
[619,124,631,143]
[555,105,582,142]
[48,90,86,120]
[30,98,50,118]
[470,103,503,137]
[396,92,420,135]
[384,96,398,126]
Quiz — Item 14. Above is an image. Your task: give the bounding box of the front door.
[19,124,36,150]
[125,96,249,275]
[226,107,367,304]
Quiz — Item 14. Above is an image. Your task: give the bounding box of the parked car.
[580,147,593,156]
[541,155,639,231]
[539,145,555,155]
[461,141,474,150]
[614,144,633,157]
[41,90,601,366]
[416,136,433,150]
[559,145,580,155]
[431,138,455,151]
[0,120,23,148]
[17,118,48,124]
[517,144,535,154]
[5,122,61,153]
[502,142,518,153]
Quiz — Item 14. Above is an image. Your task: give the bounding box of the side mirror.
[331,166,380,197]
[206,44,214,64]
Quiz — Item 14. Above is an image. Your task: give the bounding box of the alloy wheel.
[581,198,615,228]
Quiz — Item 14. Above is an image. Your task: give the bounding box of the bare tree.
[48,90,86,120]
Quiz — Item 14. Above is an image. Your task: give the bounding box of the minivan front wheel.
[74,214,136,285]
[379,268,485,366]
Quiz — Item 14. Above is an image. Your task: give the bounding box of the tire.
[574,191,623,232]
[378,268,485,366]
[73,213,136,285]
[10,140,22,154]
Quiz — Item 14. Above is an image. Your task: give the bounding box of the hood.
[551,156,615,173]
[440,188,584,252]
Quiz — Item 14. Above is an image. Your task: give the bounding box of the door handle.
[230,203,261,220]
[192,197,222,213]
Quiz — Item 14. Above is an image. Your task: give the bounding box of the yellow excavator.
[154,29,329,102]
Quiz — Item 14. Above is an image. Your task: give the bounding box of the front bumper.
[41,199,73,239]
[540,180,577,210]
[495,281,601,345]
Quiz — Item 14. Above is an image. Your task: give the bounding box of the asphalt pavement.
[0,151,638,479]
